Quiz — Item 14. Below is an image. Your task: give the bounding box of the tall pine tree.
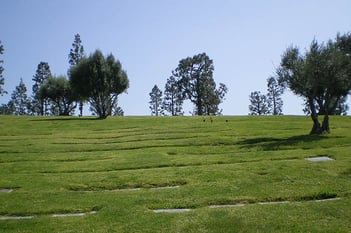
[9,78,30,115]
[173,53,227,115]
[266,76,284,115]
[68,34,85,116]
[32,62,51,115]
[0,40,6,96]
[149,85,163,116]
[248,91,269,115]
[163,76,183,116]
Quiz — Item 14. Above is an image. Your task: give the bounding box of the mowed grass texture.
[0,116,350,232]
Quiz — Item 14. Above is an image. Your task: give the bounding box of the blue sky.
[1,0,351,115]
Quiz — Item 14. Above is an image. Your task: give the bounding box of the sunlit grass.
[0,115,350,232]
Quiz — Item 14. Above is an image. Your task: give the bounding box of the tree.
[249,91,269,115]
[40,75,76,116]
[162,76,183,116]
[302,96,349,116]
[68,34,85,116]
[203,82,228,115]
[0,104,12,115]
[277,35,351,134]
[149,85,163,116]
[113,106,124,116]
[172,53,227,115]
[332,96,349,115]
[9,78,30,115]
[266,76,284,115]
[32,62,51,115]
[0,40,6,96]
[69,50,129,119]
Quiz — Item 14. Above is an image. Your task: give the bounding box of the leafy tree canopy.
[277,33,351,134]
[69,50,129,119]
[40,75,76,116]
[172,53,227,115]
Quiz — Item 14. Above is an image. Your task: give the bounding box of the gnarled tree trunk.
[309,98,324,134]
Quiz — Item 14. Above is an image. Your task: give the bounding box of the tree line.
[248,76,284,115]
[0,34,129,119]
[1,33,351,134]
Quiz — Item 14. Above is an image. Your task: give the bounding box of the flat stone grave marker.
[0,215,33,220]
[0,189,13,193]
[153,209,191,213]
[305,156,334,162]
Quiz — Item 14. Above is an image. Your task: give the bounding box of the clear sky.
[1,0,350,116]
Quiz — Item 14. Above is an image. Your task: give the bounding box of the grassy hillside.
[0,116,350,232]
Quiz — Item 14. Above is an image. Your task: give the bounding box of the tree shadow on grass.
[31,117,101,122]
[238,134,329,151]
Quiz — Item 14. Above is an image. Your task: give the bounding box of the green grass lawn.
[0,115,350,232]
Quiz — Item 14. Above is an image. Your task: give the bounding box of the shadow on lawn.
[31,117,101,122]
[238,134,329,151]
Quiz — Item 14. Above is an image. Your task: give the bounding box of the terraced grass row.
[0,115,350,232]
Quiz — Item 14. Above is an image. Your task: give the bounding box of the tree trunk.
[321,114,330,134]
[310,113,322,134]
[197,99,203,116]
[79,101,83,117]
[309,98,322,134]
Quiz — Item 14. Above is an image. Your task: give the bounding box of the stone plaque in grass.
[305,156,334,162]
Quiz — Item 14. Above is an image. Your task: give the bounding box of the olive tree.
[277,35,351,134]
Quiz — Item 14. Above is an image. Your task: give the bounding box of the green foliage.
[0,104,12,115]
[248,91,269,115]
[31,62,52,116]
[172,53,228,115]
[163,76,183,116]
[266,76,284,115]
[149,84,163,116]
[0,40,6,96]
[68,33,85,116]
[277,34,351,134]
[8,78,30,115]
[69,50,129,119]
[0,116,351,232]
[113,106,124,116]
[40,75,76,116]
[68,34,85,67]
